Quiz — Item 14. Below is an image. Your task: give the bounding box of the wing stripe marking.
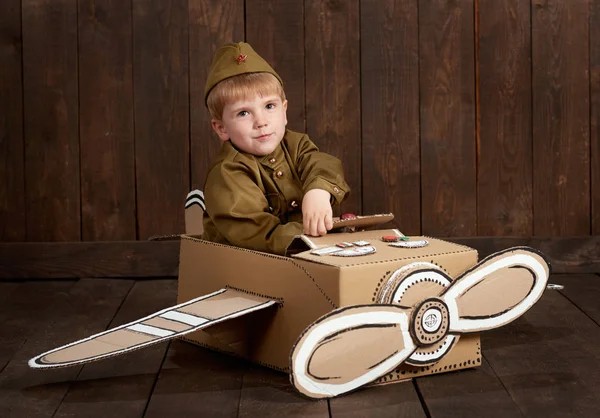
[127,323,175,337]
[160,310,208,326]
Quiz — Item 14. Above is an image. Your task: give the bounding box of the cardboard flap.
[29,288,277,369]
[291,233,475,267]
[330,213,395,230]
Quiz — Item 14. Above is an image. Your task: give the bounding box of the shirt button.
[276,170,284,178]
[333,186,340,194]
[269,157,276,164]
[290,200,298,208]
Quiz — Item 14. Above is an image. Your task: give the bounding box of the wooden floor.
[1,273,600,417]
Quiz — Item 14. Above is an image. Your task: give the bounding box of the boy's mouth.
[255,133,273,141]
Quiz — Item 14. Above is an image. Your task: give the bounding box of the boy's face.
[212,94,288,156]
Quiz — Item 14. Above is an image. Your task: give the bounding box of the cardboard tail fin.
[29,288,277,369]
[185,189,205,235]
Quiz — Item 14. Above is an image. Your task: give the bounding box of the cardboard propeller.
[289,247,550,399]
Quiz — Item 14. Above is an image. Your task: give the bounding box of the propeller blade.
[290,304,416,399]
[442,247,550,333]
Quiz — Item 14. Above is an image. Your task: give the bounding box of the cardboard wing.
[29,288,278,369]
[290,247,550,399]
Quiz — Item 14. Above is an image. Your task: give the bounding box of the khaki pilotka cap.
[204,42,284,105]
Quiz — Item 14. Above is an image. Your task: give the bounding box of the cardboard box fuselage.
[177,229,481,383]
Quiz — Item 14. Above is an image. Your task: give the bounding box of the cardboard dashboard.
[29,192,551,399]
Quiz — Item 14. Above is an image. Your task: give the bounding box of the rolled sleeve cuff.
[304,177,348,205]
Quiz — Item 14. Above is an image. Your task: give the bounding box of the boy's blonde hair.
[207,72,286,120]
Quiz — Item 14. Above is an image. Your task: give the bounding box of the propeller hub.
[411,298,449,346]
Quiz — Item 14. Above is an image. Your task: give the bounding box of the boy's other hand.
[302,189,333,236]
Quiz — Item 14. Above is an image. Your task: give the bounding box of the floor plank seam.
[558,290,600,328]
[51,280,136,417]
[0,338,26,376]
[142,340,172,417]
[481,354,526,417]
[413,378,432,418]
[236,365,245,418]
[327,398,332,418]
[51,364,86,418]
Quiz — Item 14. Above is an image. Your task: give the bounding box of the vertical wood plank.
[0,0,25,241]
[246,0,305,132]
[133,0,189,239]
[419,0,477,237]
[189,0,244,189]
[361,0,420,233]
[532,0,590,236]
[78,0,136,240]
[22,0,80,241]
[305,0,361,215]
[477,0,532,236]
[592,0,600,235]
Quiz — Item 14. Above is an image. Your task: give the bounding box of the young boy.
[202,42,350,255]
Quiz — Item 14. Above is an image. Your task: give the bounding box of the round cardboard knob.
[411,298,449,346]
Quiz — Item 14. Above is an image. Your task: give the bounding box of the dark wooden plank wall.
[1,0,599,242]
[593,0,600,235]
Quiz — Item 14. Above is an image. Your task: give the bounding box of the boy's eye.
[237,110,248,117]
[265,103,276,110]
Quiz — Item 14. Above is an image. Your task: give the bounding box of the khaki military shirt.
[202,129,350,255]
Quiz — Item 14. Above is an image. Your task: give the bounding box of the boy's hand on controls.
[302,189,333,236]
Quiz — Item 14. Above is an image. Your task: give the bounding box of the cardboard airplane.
[29,190,551,399]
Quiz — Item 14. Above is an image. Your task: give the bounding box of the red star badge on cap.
[237,54,247,64]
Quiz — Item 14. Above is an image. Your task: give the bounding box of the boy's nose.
[255,113,268,128]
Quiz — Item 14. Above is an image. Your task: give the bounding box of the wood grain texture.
[477,0,532,236]
[419,0,477,237]
[592,0,600,235]
[0,281,75,373]
[532,0,590,235]
[238,366,329,417]
[482,289,600,416]
[246,0,305,132]
[551,274,600,326]
[305,0,361,216]
[0,240,180,278]
[330,380,426,417]
[78,0,136,241]
[144,340,245,418]
[22,0,80,241]
[0,279,133,418]
[133,0,189,239]
[447,235,600,273]
[360,0,420,234]
[0,0,25,242]
[189,0,244,189]
[54,280,176,418]
[415,359,522,417]
[1,236,599,279]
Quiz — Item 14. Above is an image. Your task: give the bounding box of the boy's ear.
[211,119,230,142]
[283,99,288,126]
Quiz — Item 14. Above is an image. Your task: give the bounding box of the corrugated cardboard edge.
[179,235,338,309]
[291,236,478,269]
[370,335,482,386]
